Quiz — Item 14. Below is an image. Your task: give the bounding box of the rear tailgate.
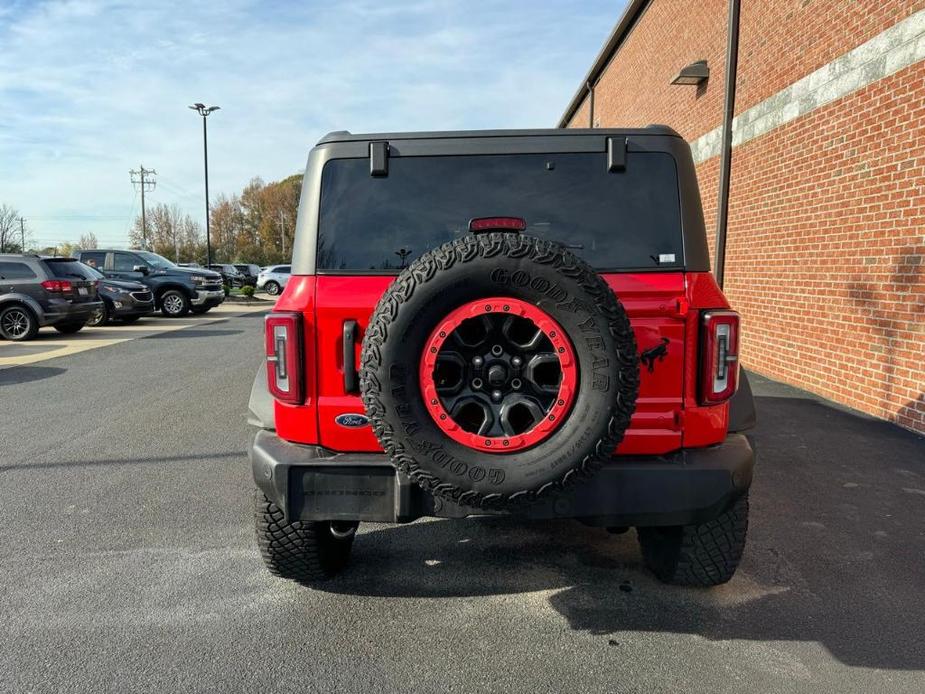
[313,273,685,455]
[41,259,98,302]
[603,273,685,454]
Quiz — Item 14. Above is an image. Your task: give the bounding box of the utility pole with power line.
[130,166,157,249]
[20,217,26,252]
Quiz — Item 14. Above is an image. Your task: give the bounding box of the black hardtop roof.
[316,125,680,146]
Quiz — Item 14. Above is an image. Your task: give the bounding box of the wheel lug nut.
[472,356,483,367]
[471,378,483,389]
[511,378,522,390]
[491,389,503,402]
[511,356,523,367]
[491,344,503,357]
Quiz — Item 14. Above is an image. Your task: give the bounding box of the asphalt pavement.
[1,311,923,694]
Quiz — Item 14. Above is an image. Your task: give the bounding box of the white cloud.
[0,0,621,246]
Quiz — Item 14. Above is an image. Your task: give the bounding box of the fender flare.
[154,282,197,302]
[728,370,757,432]
[248,361,276,430]
[0,294,45,324]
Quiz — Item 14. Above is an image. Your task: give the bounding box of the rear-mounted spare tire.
[360,232,639,509]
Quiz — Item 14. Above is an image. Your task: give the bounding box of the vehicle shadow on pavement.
[321,391,925,672]
[0,365,67,385]
[0,450,243,474]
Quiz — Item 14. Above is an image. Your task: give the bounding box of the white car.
[256,265,291,296]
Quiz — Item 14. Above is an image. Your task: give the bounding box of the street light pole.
[189,103,220,266]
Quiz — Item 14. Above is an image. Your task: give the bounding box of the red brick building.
[561,0,925,434]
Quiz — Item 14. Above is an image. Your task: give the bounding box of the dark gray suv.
[0,255,103,341]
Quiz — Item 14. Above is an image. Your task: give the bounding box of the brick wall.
[566,1,925,433]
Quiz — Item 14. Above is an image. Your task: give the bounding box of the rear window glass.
[42,259,95,279]
[317,152,682,272]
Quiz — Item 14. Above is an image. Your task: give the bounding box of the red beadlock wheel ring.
[419,298,578,453]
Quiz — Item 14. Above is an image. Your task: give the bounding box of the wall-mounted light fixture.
[670,60,710,86]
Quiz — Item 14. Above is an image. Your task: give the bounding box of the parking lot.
[0,302,269,370]
[0,306,922,694]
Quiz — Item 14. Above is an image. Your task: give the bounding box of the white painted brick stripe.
[690,9,925,164]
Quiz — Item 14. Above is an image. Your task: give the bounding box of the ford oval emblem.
[335,413,369,428]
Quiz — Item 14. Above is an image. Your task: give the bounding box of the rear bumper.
[249,431,754,527]
[40,299,104,326]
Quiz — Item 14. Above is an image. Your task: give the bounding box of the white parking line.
[0,302,269,369]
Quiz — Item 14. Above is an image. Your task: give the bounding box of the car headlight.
[191,275,207,284]
[103,285,130,294]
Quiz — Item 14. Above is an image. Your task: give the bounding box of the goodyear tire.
[360,233,639,509]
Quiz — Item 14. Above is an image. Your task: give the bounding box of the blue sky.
[0,0,622,248]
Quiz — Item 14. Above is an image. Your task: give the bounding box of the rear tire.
[254,490,357,583]
[264,281,281,296]
[637,493,749,587]
[0,304,39,341]
[53,321,85,335]
[160,290,190,317]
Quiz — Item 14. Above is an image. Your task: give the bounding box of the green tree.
[225,174,301,264]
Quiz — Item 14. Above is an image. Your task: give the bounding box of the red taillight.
[41,279,72,293]
[468,216,527,232]
[699,310,740,405]
[265,312,304,404]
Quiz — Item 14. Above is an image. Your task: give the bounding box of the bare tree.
[0,204,24,253]
[77,231,98,250]
[129,203,204,262]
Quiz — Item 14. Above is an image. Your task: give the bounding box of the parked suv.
[75,250,224,317]
[0,254,102,340]
[256,265,290,295]
[80,265,154,326]
[248,128,756,587]
[208,264,246,288]
[234,264,260,287]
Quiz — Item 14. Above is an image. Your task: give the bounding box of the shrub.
[241,285,255,298]
[222,283,230,297]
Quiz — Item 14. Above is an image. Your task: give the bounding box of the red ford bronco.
[248,127,756,587]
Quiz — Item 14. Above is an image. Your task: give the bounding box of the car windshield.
[317,152,683,272]
[136,251,176,270]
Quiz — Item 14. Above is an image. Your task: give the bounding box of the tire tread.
[253,490,353,583]
[638,494,749,586]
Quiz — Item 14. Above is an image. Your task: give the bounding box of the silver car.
[256,264,291,296]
